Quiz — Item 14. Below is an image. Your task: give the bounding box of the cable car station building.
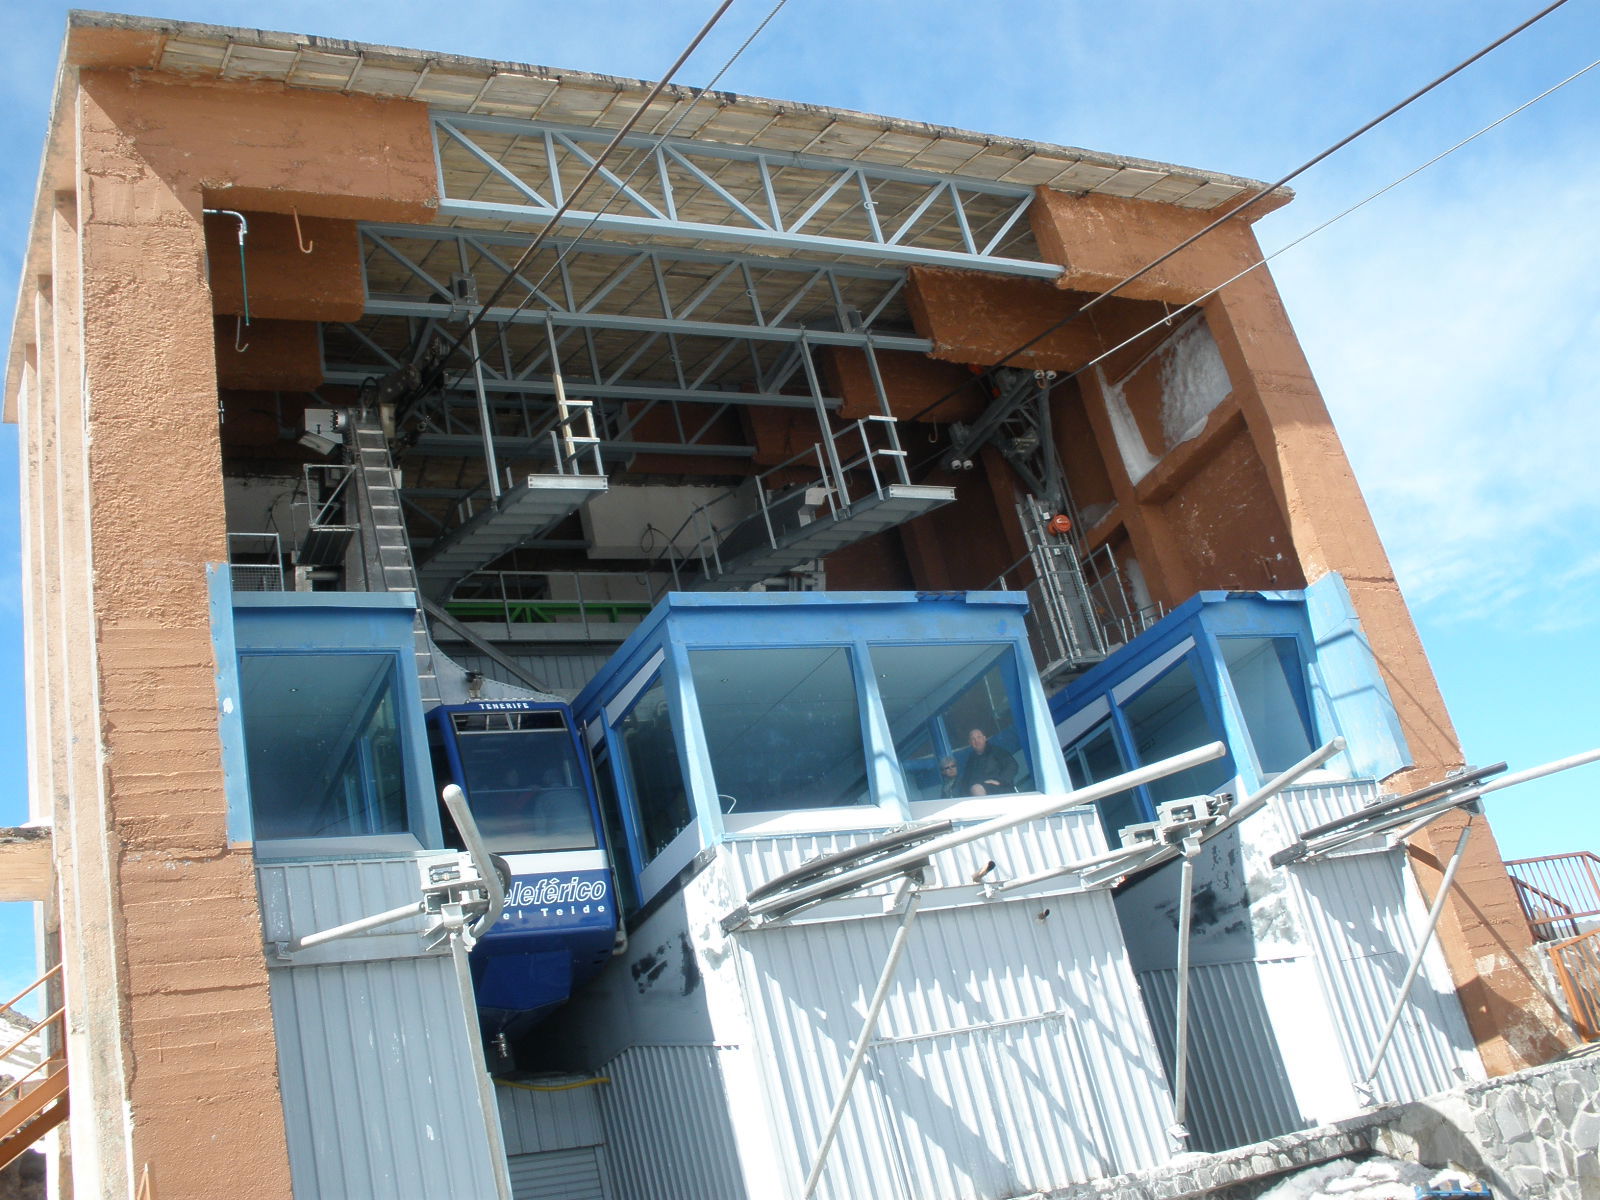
[2,12,1585,1199]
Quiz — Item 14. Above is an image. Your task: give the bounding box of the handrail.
[1,963,59,1014]
[1548,925,1600,1041]
[1504,850,1600,941]
[0,1007,62,1067]
[0,1053,65,1104]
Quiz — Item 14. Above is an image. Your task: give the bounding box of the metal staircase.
[348,414,442,706]
[0,965,67,1172]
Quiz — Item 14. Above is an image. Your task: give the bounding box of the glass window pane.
[1122,657,1229,806]
[689,647,869,813]
[240,653,409,840]
[591,746,639,914]
[1067,722,1143,844]
[451,714,597,854]
[1220,637,1315,774]
[618,675,692,858]
[869,643,1034,800]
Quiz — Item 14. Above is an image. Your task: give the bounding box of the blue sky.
[1,1,1597,999]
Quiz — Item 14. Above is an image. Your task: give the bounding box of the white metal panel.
[1276,783,1482,1105]
[736,887,1175,1200]
[1137,960,1307,1152]
[268,955,504,1200]
[724,807,1104,898]
[1276,779,1380,838]
[596,1044,748,1200]
[260,858,506,1200]
[507,1148,611,1200]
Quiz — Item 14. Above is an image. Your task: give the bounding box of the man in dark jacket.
[960,728,1018,796]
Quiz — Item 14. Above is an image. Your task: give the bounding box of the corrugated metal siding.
[1137,960,1307,1152]
[596,1044,748,1200]
[737,887,1174,1200]
[1276,779,1380,839]
[260,858,505,1200]
[1290,848,1478,1103]
[1275,782,1480,1105]
[507,1148,610,1200]
[497,1078,607,1155]
[724,808,1104,896]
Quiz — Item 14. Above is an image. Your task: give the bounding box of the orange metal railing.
[1548,927,1600,1041]
[1504,851,1600,941]
[0,963,68,1172]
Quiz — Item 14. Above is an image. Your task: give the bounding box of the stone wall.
[1050,1046,1599,1200]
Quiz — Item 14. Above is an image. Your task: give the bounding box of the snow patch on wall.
[1098,366,1161,486]
[1158,317,1232,449]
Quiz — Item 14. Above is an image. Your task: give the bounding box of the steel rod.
[1170,842,1201,1135]
[466,322,503,501]
[1357,820,1475,1091]
[743,741,1228,921]
[800,884,923,1199]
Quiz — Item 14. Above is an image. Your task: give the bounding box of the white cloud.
[1269,145,1600,631]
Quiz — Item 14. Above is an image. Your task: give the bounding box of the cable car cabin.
[426,701,618,1054]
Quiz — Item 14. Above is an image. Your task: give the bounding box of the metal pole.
[1169,836,1202,1139]
[447,925,515,1200]
[546,313,577,474]
[799,334,850,507]
[287,900,426,952]
[801,885,923,1200]
[1357,819,1475,1094]
[443,783,505,938]
[743,741,1227,922]
[467,323,503,501]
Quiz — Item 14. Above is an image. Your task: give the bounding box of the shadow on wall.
[0,1149,45,1200]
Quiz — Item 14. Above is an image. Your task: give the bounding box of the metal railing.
[658,412,911,591]
[226,532,284,592]
[1548,927,1600,1041]
[986,511,1165,683]
[1505,851,1600,941]
[1,964,68,1170]
[445,569,656,638]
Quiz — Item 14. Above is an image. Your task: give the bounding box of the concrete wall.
[6,39,440,1196]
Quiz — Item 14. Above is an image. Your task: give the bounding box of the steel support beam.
[432,112,1060,278]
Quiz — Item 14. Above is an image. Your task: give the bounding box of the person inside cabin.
[959,728,1018,796]
[937,756,962,799]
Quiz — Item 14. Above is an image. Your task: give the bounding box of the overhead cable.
[435,0,792,402]
[412,0,742,402]
[902,0,1577,425]
[901,49,1600,480]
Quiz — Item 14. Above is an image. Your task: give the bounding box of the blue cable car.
[426,700,618,1061]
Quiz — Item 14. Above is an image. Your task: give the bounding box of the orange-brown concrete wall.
[1030,189,1573,1072]
[19,64,443,1196]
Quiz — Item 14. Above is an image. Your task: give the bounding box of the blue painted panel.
[208,565,253,843]
[1303,573,1410,779]
[1049,576,1411,794]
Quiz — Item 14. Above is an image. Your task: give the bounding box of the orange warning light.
[1047,514,1073,536]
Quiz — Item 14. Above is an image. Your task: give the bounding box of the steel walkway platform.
[686,482,953,590]
[418,474,608,600]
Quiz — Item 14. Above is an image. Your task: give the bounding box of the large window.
[1219,637,1315,774]
[689,646,870,813]
[447,710,596,854]
[240,653,409,841]
[1122,656,1230,807]
[870,642,1033,801]
[1064,721,1142,845]
[617,675,692,858]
